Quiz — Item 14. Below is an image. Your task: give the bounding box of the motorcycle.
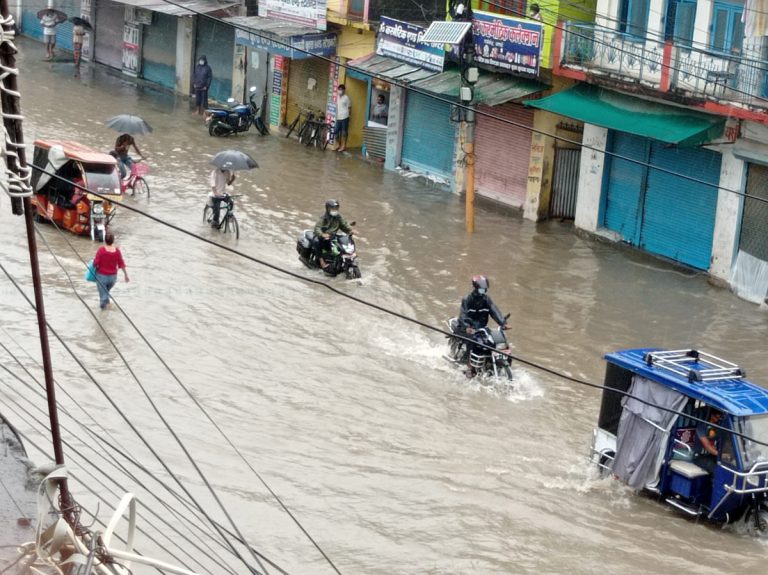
[445,315,513,380]
[296,227,362,279]
[206,86,268,137]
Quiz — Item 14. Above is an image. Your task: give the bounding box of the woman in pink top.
[93,232,129,309]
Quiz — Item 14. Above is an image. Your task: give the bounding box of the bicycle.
[123,161,150,199]
[286,108,314,140]
[305,118,331,150]
[203,193,240,239]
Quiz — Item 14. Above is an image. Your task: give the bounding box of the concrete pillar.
[574,123,608,232]
[709,147,745,281]
[524,110,558,221]
[384,85,406,171]
[176,16,194,96]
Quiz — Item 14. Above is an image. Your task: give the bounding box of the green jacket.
[314,213,352,237]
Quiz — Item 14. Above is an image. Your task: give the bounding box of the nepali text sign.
[258,0,327,31]
[235,28,336,59]
[376,16,445,72]
[472,11,543,76]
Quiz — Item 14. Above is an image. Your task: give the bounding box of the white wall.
[709,147,745,280]
[574,124,608,232]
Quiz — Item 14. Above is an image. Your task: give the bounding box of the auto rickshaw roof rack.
[643,349,745,383]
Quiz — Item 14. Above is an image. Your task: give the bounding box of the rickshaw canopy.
[605,348,768,417]
[34,140,117,165]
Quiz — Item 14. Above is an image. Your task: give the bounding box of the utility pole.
[452,2,479,233]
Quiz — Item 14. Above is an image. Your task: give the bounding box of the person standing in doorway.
[93,232,129,310]
[334,84,351,152]
[193,55,213,115]
[40,10,59,60]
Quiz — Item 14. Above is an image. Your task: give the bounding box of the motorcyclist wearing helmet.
[458,275,507,374]
[313,199,353,269]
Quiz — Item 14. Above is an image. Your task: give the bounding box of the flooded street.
[2,39,768,573]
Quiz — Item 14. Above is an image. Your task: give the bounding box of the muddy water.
[1,38,767,574]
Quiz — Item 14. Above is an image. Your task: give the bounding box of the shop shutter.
[741,163,768,261]
[142,13,177,90]
[21,10,44,41]
[401,91,455,179]
[474,103,533,208]
[603,132,648,243]
[55,0,76,52]
[641,143,721,269]
[195,17,234,104]
[94,0,125,70]
[285,58,330,127]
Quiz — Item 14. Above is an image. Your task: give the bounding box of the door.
[740,163,768,261]
[142,12,177,90]
[550,147,581,219]
[195,17,234,104]
[475,102,533,208]
[285,58,330,127]
[94,0,124,69]
[401,91,455,179]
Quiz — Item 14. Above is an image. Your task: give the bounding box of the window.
[619,0,651,39]
[672,0,697,46]
[711,1,745,53]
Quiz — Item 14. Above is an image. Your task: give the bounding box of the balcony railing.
[560,22,768,111]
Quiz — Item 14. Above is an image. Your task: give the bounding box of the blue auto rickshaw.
[591,349,768,534]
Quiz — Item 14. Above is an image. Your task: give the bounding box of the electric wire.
[0,347,243,575]
[0,261,267,575]
[26,229,272,575]
[0,332,244,570]
[33,215,337,575]
[159,0,768,206]
[12,173,762,448]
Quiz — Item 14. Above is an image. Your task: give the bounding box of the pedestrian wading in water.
[93,232,129,309]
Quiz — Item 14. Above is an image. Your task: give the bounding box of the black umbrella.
[37,8,67,23]
[69,16,93,31]
[105,114,153,135]
[210,150,259,171]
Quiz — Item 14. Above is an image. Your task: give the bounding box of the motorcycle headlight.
[92,203,104,215]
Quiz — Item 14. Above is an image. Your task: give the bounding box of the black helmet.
[472,275,489,291]
[325,199,340,214]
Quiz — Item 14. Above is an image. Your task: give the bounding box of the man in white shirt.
[208,167,235,227]
[40,10,59,60]
[334,84,351,152]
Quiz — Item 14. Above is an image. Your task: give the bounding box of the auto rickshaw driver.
[695,409,725,473]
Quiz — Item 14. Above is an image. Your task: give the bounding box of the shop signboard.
[471,10,543,76]
[259,0,327,31]
[376,16,445,72]
[234,28,336,59]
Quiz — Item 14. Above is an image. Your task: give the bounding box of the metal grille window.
[740,163,768,261]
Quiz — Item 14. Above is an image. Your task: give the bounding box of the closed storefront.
[94,0,125,69]
[285,58,330,127]
[740,163,768,261]
[141,12,177,90]
[195,17,234,104]
[401,91,455,179]
[475,103,533,208]
[603,132,722,270]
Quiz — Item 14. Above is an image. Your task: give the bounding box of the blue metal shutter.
[641,143,721,269]
[141,13,177,90]
[401,91,456,179]
[603,132,648,243]
[21,10,44,42]
[55,0,76,52]
[195,17,234,104]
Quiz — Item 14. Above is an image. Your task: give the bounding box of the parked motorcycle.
[445,315,513,380]
[296,228,362,279]
[206,86,269,137]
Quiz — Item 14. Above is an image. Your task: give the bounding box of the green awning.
[524,84,725,146]
[413,70,546,106]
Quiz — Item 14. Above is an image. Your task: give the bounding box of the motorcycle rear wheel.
[209,122,229,137]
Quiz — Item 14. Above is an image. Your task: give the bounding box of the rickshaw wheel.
[745,504,768,537]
